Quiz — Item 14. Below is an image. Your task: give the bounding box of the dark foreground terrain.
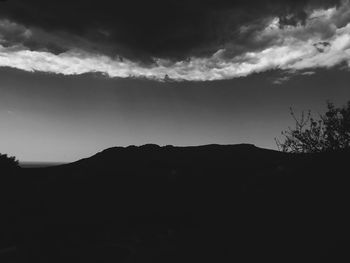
[1,144,350,262]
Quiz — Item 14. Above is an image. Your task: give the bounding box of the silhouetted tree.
[276,101,350,153]
[0,153,19,170]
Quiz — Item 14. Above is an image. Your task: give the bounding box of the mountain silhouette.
[52,144,289,178]
[5,144,350,262]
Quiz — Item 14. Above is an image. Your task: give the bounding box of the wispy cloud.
[0,0,350,81]
[273,76,292,85]
[301,71,316,75]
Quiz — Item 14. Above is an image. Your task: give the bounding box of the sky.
[0,0,350,162]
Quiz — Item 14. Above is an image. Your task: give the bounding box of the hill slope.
[14,144,350,263]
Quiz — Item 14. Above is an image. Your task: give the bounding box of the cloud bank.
[0,0,350,81]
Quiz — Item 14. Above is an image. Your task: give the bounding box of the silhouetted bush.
[0,153,19,170]
[276,101,350,153]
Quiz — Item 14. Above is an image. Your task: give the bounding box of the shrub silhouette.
[0,153,19,170]
[276,101,350,153]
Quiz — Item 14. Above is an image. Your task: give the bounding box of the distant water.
[19,162,66,168]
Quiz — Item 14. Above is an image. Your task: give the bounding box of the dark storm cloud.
[0,0,349,81]
[0,0,343,60]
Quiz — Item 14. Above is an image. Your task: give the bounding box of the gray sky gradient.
[0,67,349,162]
